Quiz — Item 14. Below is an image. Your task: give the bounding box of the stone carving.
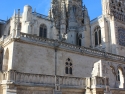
[2,70,86,88]
[118,27,125,46]
[109,0,125,23]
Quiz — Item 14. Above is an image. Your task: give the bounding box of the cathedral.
[0,0,125,94]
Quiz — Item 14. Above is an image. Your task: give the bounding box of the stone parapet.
[32,12,51,21]
[1,70,86,89]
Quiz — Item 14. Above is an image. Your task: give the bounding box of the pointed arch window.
[94,26,101,46]
[3,49,9,71]
[116,68,124,82]
[77,33,82,46]
[65,58,73,75]
[19,23,22,31]
[117,70,120,81]
[8,26,11,35]
[116,68,124,88]
[39,24,47,38]
[73,5,76,13]
[118,27,125,46]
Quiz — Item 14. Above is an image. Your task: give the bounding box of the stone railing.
[2,70,55,86]
[4,34,12,42]
[0,34,13,44]
[32,12,50,20]
[86,76,109,89]
[90,15,102,24]
[2,70,85,88]
[20,33,125,63]
[57,76,85,88]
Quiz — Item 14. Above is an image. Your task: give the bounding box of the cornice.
[0,33,125,64]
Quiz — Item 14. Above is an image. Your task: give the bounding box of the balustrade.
[2,70,55,85]
[86,76,109,89]
[58,76,85,87]
[2,70,85,88]
[32,12,50,20]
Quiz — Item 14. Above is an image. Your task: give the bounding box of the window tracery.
[118,27,125,46]
[39,24,47,38]
[73,5,77,13]
[8,26,11,35]
[116,68,124,82]
[77,33,82,46]
[94,26,101,46]
[65,58,73,75]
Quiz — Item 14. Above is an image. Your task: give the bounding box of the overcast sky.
[0,0,102,20]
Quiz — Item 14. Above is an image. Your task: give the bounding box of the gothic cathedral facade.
[0,0,125,94]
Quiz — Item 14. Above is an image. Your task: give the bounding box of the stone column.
[2,85,17,94]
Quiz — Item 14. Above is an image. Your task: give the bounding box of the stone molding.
[0,32,125,63]
[1,70,86,89]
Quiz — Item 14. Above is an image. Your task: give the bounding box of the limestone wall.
[12,42,55,75]
[12,41,100,77]
[56,49,99,77]
[11,41,125,83]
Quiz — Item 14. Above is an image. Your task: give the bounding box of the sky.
[0,0,102,20]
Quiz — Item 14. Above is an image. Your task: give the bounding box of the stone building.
[0,0,125,94]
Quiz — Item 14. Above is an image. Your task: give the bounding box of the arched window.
[116,68,124,82]
[73,5,76,13]
[94,26,101,46]
[65,58,73,75]
[8,26,11,35]
[116,68,124,88]
[117,70,120,81]
[2,49,9,71]
[77,33,82,46]
[19,23,22,31]
[39,24,47,38]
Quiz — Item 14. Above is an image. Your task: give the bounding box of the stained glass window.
[118,28,125,46]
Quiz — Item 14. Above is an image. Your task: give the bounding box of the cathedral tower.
[50,0,91,47]
[102,0,125,55]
